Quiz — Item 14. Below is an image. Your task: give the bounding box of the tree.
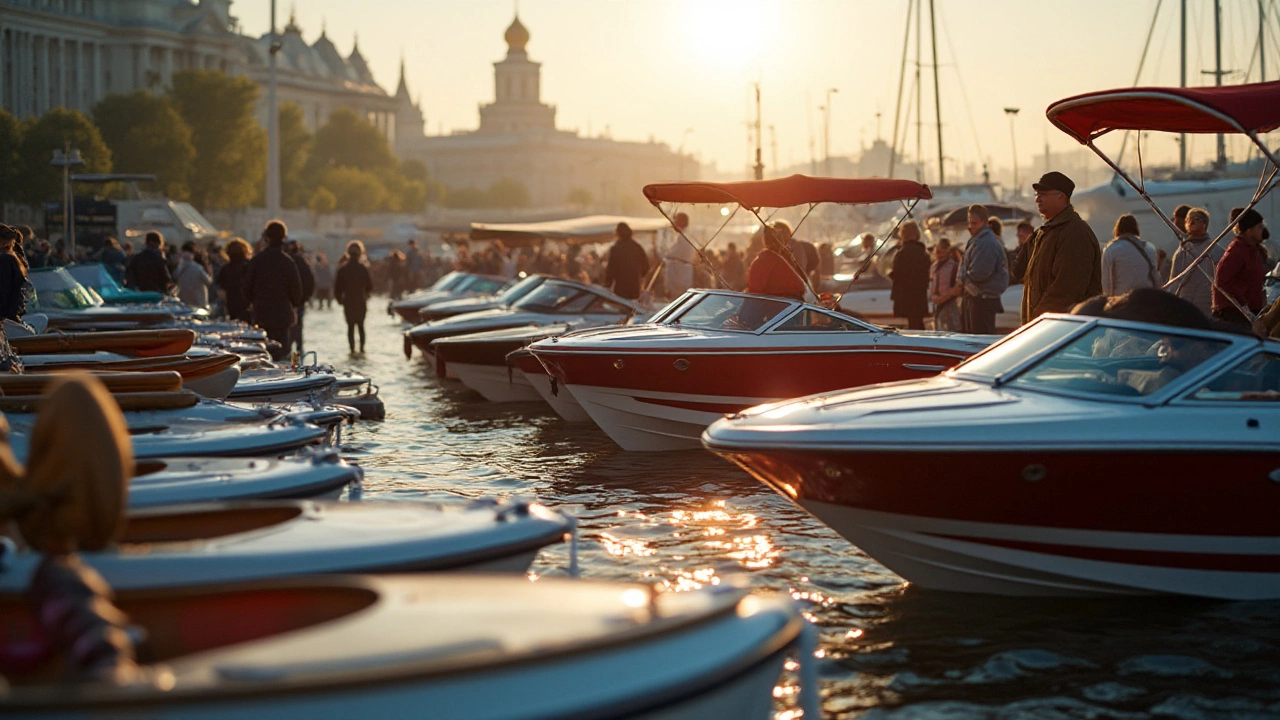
[306,107,396,178]
[400,159,430,184]
[17,107,112,206]
[279,101,312,208]
[487,177,531,209]
[93,90,195,200]
[168,69,267,211]
[0,110,22,206]
[566,187,594,209]
[321,166,387,224]
[308,186,337,216]
[442,186,487,209]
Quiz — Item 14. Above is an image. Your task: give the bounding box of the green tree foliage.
[308,186,337,215]
[400,159,430,184]
[321,166,387,222]
[93,90,195,200]
[306,107,395,176]
[566,187,594,209]
[0,110,22,205]
[279,101,312,209]
[442,186,487,209]
[17,107,112,206]
[487,177,531,209]
[168,69,266,210]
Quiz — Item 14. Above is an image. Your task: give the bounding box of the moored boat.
[507,346,592,421]
[704,312,1280,598]
[128,451,362,508]
[432,323,573,403]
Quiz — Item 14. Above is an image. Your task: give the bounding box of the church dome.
[504,15,530,52]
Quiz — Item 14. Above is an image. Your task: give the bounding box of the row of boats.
[0,268,815,717]
[402,81,1280,603]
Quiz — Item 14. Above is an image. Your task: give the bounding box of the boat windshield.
[28,268,99,310]
[1000,323,1233,397]
[514,283,598,313]
[431,271,467,292]
[954,318,1085,379]
[497,275,545,304]
[666,293,792,332]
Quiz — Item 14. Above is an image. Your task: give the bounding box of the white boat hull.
[128,454,360,508]
[183,365,242,399]
[523,370,591,422]
[450,361,543,403]
[568,383,764,451]
[800,501,1280,599]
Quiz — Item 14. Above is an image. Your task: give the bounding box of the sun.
[681,0,773,73]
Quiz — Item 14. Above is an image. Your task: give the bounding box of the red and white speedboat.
[530,288,992,451]
[704,313,1280,598]
[431,324,574,403]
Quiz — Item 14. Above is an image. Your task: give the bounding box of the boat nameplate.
[673,359,690,371]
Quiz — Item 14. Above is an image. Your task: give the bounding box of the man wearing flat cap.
[1211,208,1268,327]
[1020,171,1102,323]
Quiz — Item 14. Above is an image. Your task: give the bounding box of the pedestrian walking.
[217,238,253,323]
[313,252,334,309]
[889,220,931,329]
[125,232,173,293]
[334,241,374,354]
[603,222,650,300]
[242,221,302,361]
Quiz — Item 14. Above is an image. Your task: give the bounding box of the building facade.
[401,15,694,211]
[0,0,399,140]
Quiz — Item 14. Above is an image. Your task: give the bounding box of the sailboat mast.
[915,0,923,182]
[1260,0,1267,82]
[1214,0,1226,170]
[929,0,944,185]
[1180,0,1187,172]
[753,83,764,180]
[888,0,915,179]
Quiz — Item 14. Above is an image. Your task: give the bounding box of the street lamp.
[51,144,84,257]
[1004,107,1020,197]
[823,87,838,176]
[678,127,694,180]
[266,0,281,217]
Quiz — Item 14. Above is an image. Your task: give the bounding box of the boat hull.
[712,445,1280,599]
[449,361,543,403]
[537,346,966,451]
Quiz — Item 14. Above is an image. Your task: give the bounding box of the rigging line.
[888,0,915,179]
[935,1,984,163]
[838,198,921,297]
[646,202,735,293]
[1118,0,1166,165]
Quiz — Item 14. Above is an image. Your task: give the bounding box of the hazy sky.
[235,0,1277,184]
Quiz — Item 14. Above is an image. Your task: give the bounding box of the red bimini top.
[643,175,932,209]
[1047,80,1280,143]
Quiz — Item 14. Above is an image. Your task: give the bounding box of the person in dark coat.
[96,237,127,283]
[1022,172,1102,322]
[286,239,315,355]
[603,222,650,300]
[124,232,173,293]
[217,237,253,323]
[333,240,374,353]
[0,225,28,321]
[890,220,931,329]
[242,221,302,361]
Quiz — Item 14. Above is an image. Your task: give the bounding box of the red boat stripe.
[932,533,1280,573]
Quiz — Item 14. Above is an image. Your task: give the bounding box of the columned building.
[1,0,399,143]
[400,15,694,210]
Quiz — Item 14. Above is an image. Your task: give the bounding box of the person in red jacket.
[747,226,806,300]
[1212,208,1267,327]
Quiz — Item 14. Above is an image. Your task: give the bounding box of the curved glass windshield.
[29,269,98,310]
[497,275,545,303]
[1007,324,1231,397]
[669,293,791,332]
[431,271,466,291]
[954,318,1086,379]
[515,282,592,312]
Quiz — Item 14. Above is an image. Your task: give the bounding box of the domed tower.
[478,13,556,135]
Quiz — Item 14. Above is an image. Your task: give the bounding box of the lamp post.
[678,127,694,180]
[51,143,84,257]
[266,0,281,217]
[823,87,838,176]
[1003,107,1020,197]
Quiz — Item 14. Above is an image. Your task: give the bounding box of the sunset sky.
[236,0,1276,186]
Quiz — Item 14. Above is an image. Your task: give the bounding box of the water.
[310,301,1280,720]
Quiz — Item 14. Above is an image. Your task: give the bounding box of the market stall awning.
[469,215,670,247]
[1047,81,1280,143]
[643,175,932,208]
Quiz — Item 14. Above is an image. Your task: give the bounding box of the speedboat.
[530,288,991,451]
[0,498,572,593]
[27,267,195,329]
[8,420,329,460]
[128,451,362,508]
[0,573,808,720]
[416,273,548,322]
[507,346,593,421]
[431,323,574,403]
[404,278,640,373]
[10,328,197,357]
[704,312,1280,599]
[64,262,167,305]
[20,352,242,399]
[390,271,509,322]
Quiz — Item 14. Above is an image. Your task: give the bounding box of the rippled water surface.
[310,301,1280,720]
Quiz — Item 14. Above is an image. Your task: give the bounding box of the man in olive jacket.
[1021,172,1102,323]
[243,221,302,360]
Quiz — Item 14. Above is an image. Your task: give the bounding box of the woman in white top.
[1102,214,1160,296]
[173,250,213,309]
